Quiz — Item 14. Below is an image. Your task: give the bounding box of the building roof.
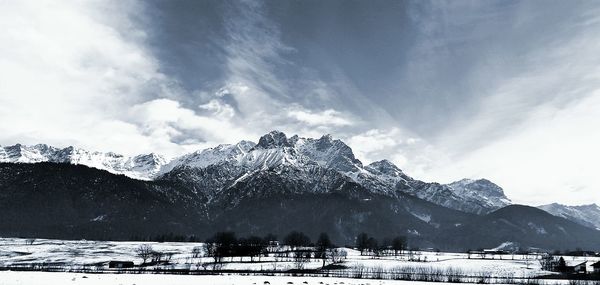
[565,260,587,267]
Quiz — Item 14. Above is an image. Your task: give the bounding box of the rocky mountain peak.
[255,130,292,149]
[366,159,404,176]
[1,132,516,215]
[235,140,257,152]
[538,203,600,230]
[132,153,166,166]
[450,178,505,196]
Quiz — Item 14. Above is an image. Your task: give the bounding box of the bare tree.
[135,244,153,265]
[284,231,311,250]
[164,252,174,263]
[367,237,379,257]
[327,248,347,264]
[192,246,202,258]
[355,233,369,255]
[205,232,238,268]
[204,241,220,265]
[316,232,333,267]
[293,250,312,269]
[392,236,406,256]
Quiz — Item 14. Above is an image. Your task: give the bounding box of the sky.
[1,0,600,206]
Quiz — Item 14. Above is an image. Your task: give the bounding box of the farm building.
[592,261,600,273]
[108,261,135,269]
[565,261,587,274]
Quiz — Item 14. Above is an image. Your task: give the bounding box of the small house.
[564,261,587,274]
[484,249,505,255]
[108,261,135,269]
[592,261,600,273]
[572,261,587,274]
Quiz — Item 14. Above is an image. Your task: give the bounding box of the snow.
[0,144,167,180]
[410,212,432,223]
[445,179,512,213]
[0,131,518,215]
[0,271,479,285]
[527,223,547,235]
[0,238,597,284]
[491,242,519,252]
[90,215,106,222]
[538,203,600,230]
[160,142,255,174]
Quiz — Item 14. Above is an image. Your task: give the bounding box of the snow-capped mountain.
[0,131,512,214]
[446,179,512,214]
[156,131,512,213]
[537,203,600,230]
[2,162,598,250]
[4,132,600,250]
[0,144,166,180]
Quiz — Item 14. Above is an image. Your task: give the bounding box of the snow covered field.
[0,238,598,284]
[0,271,476,285]
[0,271,594,285]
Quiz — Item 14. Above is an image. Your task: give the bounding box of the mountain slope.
[160,131,512,214]
[1,131,512,214]
[0,162,470,248]
[538,203,600,230]
[441,205,600,251]
[0,162,205,240]
[0,144,166,180]
[0,162,597,251]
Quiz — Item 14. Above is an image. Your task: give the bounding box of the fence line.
[0,264,570,284]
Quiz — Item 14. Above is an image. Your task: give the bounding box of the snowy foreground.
[0,238,598,284]
[0,271,479,285]
[0,271,588,285]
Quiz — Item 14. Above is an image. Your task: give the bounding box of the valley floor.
[0,271,588,285]
[0,238,598,284]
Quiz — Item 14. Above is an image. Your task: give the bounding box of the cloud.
[0,1,251,157]
[0,1,174,153]
[348,129,399,155]
[287,108,353,127]
[0,0,365,158]
[198,100,236,119]
[345,128,440,176]
[128,98,253,154]
[2,0,599,206]
[405,1,600,205]
[425,91,600,206]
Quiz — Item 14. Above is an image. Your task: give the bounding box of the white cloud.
[399,1,600,205]
[425,91,600,205]
[198,100,236,119]
[348,129,399,155]
[0,1,175,154]
[128,98,253,155]
[345,128,442,175]
[2,0,598,207]
[0,1,256,158]
[287,108,353,127]
[215,83,250,97]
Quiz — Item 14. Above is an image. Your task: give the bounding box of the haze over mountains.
[1,131,599,250]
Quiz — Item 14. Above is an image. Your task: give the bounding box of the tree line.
[134,230,407,269]
[355,232,407,257]
[202,231,342,269]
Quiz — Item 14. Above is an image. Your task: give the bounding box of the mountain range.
[537,203,600,230]
[0,132,510,214]
[1,131,599,251]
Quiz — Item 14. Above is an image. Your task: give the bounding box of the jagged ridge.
[1,131,512,214]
